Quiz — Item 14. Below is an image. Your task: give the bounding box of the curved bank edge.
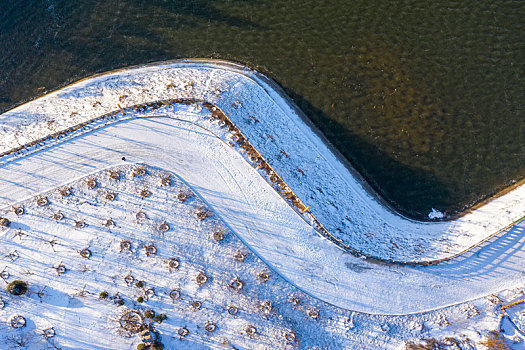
[0,59,524,263]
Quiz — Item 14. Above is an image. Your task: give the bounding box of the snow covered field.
[0,163,523,349]
[0,60,525,348]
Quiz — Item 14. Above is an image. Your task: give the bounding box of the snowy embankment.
[1,103,525,315]
[1,60,524,262]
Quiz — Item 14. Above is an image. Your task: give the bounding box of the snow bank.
[1,59,523,262]
[428,209,445,220]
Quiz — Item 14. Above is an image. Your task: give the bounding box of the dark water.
[0,0,523,219]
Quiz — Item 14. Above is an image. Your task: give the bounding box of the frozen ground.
[0,60,525,348]
[1,107,525,314]
[1,60,524,262]
[0,163,524,349]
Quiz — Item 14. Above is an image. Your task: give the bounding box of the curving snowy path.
[1,60,524,262]
[1,110,525,315]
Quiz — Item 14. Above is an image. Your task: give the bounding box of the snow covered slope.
[1,60,524,262]
[0,106,523,315]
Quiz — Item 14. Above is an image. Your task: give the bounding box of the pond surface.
[0,0,523,219]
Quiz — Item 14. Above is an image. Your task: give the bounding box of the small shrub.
[0,217,10,227]
[136,344,147,350]
[7,280,28,296]
[116,299,125,306]
[135,281,145,288]
[144,309,155,319]
[480,331,509,350]
[151,342,164,350]
[154,314,167,323]
[137,296,144,303]
[99,291,108,299]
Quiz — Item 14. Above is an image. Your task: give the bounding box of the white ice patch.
[428,208,445,219]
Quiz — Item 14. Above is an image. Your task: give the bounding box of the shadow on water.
[284,88,454,219]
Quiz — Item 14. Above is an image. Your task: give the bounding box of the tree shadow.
[425,223,525,280]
